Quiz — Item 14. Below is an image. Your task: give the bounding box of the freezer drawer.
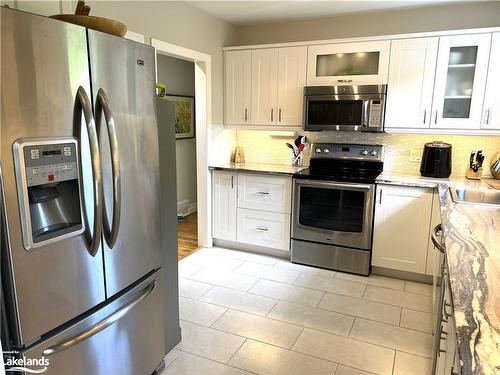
[20,270,165,375]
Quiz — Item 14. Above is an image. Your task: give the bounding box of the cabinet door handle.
[244,108,248,122]
[271,108,274,122]
[434,110,438,125]
[257,191,269,195]
[231,175,234,189]
[256,227,269,232]
[279,108,282,122]
[485,108,491,126]
[338,79,353,83]
[423,109,427,124]
[379,189,383,204]
[432,224,446,253]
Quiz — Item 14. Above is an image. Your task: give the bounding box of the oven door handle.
[294,179,373,191]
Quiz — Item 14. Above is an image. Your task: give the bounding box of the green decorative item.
[156,82,167,98]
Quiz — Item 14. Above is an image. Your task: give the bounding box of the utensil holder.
[465,167,482,180]
[291,153,304,167]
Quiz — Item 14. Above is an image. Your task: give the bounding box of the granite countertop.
[376,172,497,190]
[209,162,307,175]
[438,184,500,374]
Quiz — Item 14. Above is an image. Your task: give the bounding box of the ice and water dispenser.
[13,138,84,250]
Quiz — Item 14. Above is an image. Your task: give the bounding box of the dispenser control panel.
[23,143,78,186]
[13,137,84,250]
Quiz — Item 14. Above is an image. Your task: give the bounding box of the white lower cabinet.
[212,170,292,251]
[237,208,290,251]
[372,184,433,274]
[212,171,237,241]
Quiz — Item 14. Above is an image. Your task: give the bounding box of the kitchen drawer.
[237,208,290,251]
[237,173,292,213]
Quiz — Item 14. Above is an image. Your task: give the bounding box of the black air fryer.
[420,142,452,178]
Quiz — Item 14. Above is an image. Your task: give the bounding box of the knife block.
[465,167,482,180]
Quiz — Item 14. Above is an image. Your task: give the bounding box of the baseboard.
[187,202,197,215]
[371,266,433,284]
[213,239,290,259]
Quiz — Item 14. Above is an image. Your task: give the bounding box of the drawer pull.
[256,227,269,232]
[257,191,270,195]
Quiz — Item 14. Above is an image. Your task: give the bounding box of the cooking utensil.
[294,136,302,148]
[75,0,85,15]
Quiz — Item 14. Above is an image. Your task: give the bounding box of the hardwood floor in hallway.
[178,213,199,260]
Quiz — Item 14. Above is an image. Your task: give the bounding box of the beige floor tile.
[184,251,243,271]
[179,297,227,326]
[350,318,434,358]
[178,261,203,279]
[400,309,435,334]
[393,351,433,375]
[229,339,338,375]
[190,267,259,292]
[162,352,251,375]
[179,278,212,299]
[208,247,280,265]
[176,321,245,363]
[268,300,354,336]
[235,262,301,284]
[335,365,376,375]
[250,279,324,307]
[199,286,277,316]
[319,293,401,326]
[364,286,433,313]
[293,328,395,375]
[163,348,182,369]
[336,273,405,290]
[274,260,337,278]
[294,273,366,298]
[404,281,433,297]
[213,309,303,349]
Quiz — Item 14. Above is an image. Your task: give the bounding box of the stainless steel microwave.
[303,85,387,132]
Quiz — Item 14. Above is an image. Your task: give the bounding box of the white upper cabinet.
[276,46,307,126]
[307,41,390,85]
[251,49,279,125]
[482,32,500,129]
[385,38,438,129]
[225,50,251,124]
[430,33,492,129]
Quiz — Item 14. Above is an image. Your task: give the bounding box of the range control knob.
[370,150,379,157]
[315,148,322,153]
[323,148,330,153]
[361,150,369,156]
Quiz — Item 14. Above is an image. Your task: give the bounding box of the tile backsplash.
[235,130,500,177]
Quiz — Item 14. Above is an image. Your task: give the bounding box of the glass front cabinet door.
[431,34,492,129]
[307,41,390,85]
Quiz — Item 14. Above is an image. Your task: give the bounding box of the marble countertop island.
[438,184,500,375]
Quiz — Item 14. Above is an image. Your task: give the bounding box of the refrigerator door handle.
[42,280,157,356]
[95,88,121,248]
[74,86,103,257]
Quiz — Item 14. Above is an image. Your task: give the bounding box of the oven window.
[299,186,365,232]
[307,100,363,125]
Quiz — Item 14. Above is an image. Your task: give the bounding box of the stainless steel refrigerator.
[1,7,168,374]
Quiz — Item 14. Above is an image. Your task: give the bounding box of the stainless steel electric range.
[291,143,384,276]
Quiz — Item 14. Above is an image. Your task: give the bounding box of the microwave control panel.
[368,100,383,128]
[22,143,78,187]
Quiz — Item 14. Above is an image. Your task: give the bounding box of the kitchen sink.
[450,187,500,206]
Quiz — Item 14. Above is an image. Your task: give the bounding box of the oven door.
[292,179,375,250]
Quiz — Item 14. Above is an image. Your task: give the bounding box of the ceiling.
[189,0,464,25]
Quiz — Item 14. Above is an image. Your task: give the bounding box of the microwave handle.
[363,100,370,127]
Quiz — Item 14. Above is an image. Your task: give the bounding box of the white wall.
[233,1,500,45]
[157,54,197,214]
